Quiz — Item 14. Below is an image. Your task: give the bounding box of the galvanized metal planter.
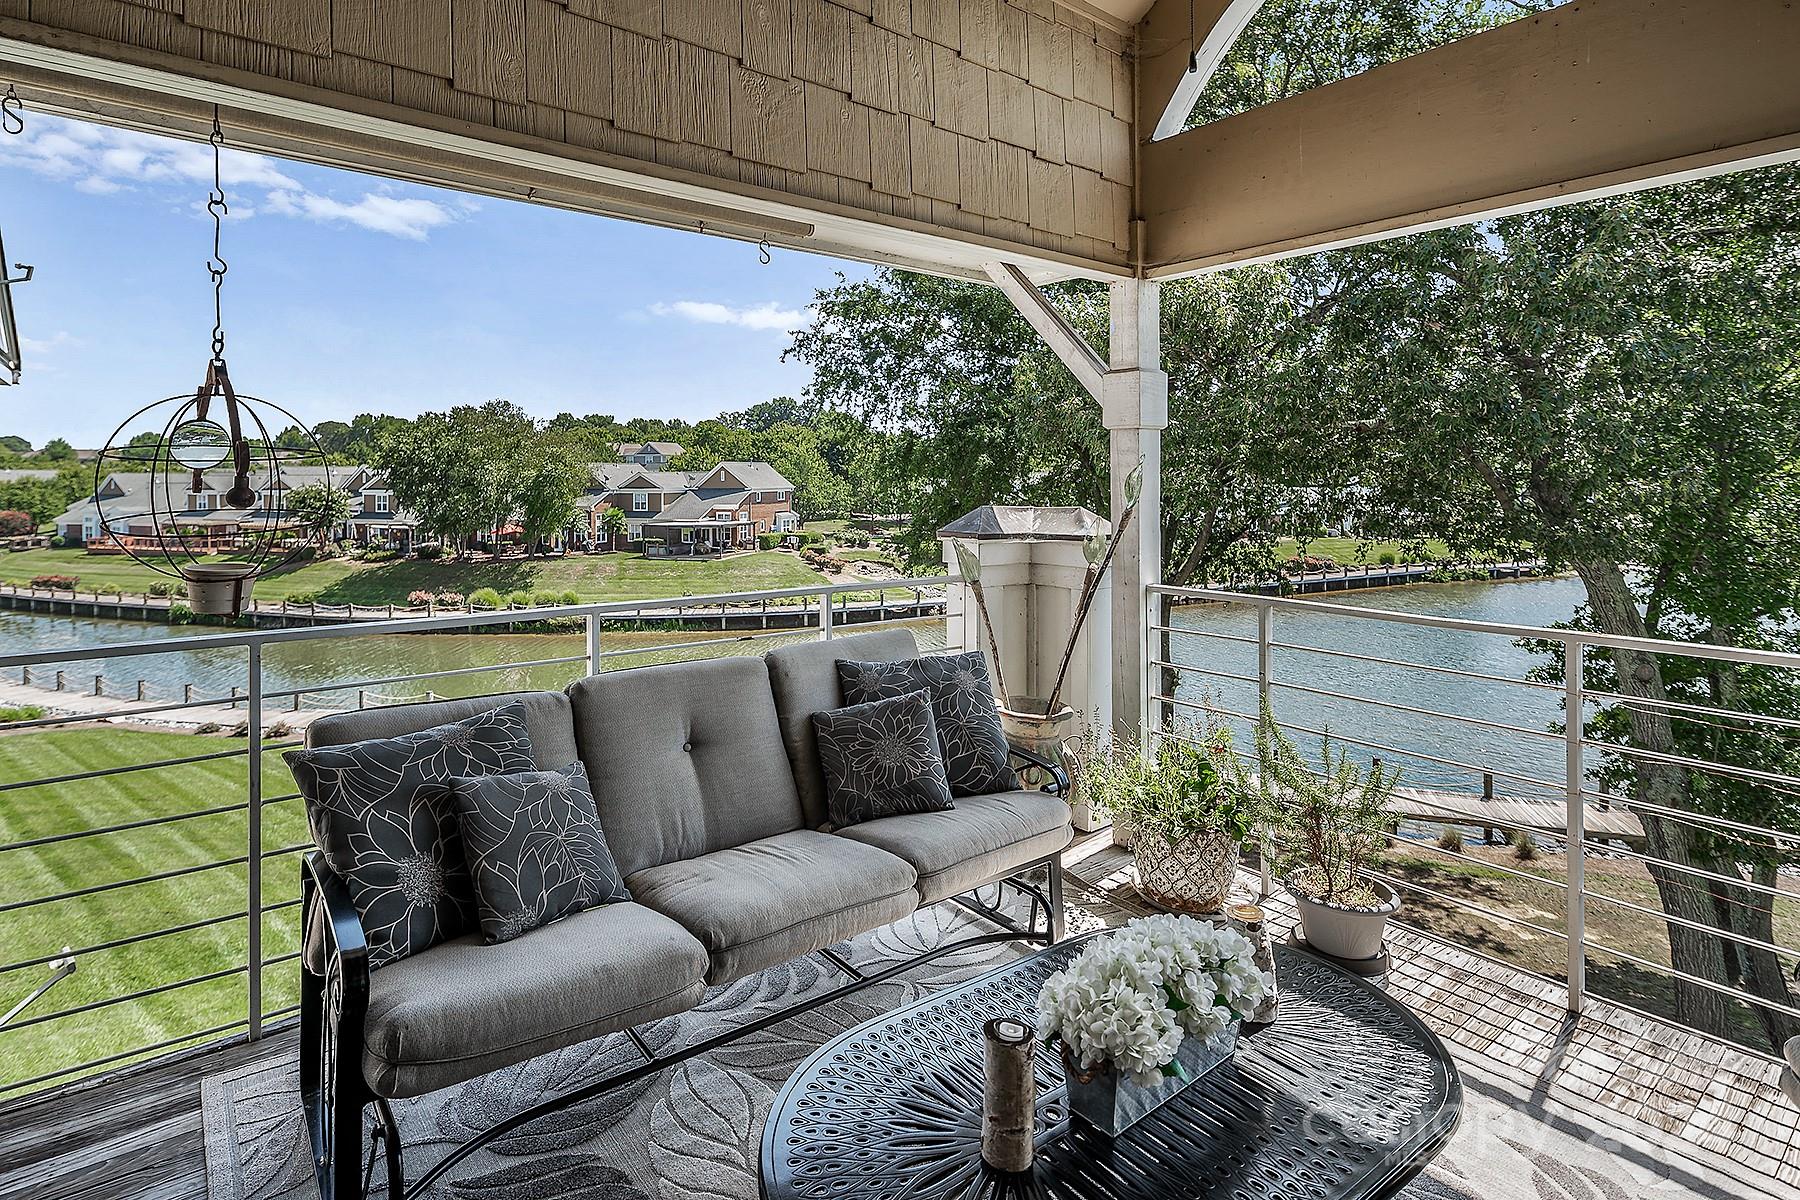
[1062,1026,1239,1136]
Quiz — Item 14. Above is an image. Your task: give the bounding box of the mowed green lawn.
[0,728,308,1093]
[0,547,829,604]
[1273,537,1454,564]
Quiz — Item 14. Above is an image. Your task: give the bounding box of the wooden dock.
[1390,784,1646,845]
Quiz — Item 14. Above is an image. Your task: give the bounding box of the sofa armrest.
[1006,743,1069,797]
[300,853,373,1199]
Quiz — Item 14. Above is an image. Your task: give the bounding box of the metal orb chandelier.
[92,108,329,617]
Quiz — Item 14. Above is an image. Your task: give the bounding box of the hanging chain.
[206,106,229,364]
[1187,0,1198,74]
[1,84,22,136]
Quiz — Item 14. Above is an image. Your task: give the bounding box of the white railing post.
[585,612,601,676]
[819,587,834,641]
[1257,604,1274,899]
[1564,638,1586,1014]
[246,642,264,1040]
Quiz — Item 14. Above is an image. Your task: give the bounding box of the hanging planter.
[89,108,329,617]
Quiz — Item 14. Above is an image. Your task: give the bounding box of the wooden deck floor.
[2,838,1794,1199]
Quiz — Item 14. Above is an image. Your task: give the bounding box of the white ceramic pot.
[1132,827,1241,915]
[184,561,257,616]
[1290,879,1400,961]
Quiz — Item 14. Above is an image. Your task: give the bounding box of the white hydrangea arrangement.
[1035,915,1272,1087]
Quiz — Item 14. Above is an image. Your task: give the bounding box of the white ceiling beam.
[983,262,1107,402]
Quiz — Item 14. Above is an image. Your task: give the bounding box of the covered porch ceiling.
[1,1,1793,288]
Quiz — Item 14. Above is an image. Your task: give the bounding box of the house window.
[682,529,695,543]
[374,493,390,513]
[752,491,761,502]
[628,523,642,540]
[193,493,209,511]
[633,492,649,512]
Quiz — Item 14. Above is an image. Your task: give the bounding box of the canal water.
[0,577,1583,797]
[1164,574,1586,803]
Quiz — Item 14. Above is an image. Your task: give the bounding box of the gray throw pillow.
[443,763,631,944]
[837,651,1019,797]
[286,701,535,968]
[811,689,954,828]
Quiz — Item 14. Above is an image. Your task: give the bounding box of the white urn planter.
[184,561,257,615]
[1290,879,1401,961]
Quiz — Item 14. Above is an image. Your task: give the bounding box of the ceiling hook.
[1,85,23,136]
[758,237,772,266]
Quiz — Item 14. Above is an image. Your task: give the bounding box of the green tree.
[515,445,589,553]
[282,482,351,543]
[596,504,628,548]
[39,437,75,462]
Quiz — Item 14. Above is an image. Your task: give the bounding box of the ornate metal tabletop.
[761,938,1462,1200]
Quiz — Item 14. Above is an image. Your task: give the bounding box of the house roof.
[694,461,795,492]
[615,441,684,458]
[588,463,689,493]
[649,489,753,524]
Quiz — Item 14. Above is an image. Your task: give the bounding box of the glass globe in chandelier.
[91,108,330,617]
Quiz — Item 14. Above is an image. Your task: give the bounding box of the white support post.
[1102,278,1167,749]
[1256,604,1273,898]
[820,588,835,641]
[585,613,602,677]
[1564,639,1586,1013]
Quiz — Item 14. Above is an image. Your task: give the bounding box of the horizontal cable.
[1148,625,1260,646]
[0,1018,250,1097]
[1580,737,1800,799]
[0,963,246,1033]
[0,853,250,915]
[1581,888,1800,959]
[1574,840,1793,901]
[1579,939,1800,1021]
[261,1004,300,1023]
[0,790,299,856]
[0,688,252,732]
[1383,833,1569,889]
[0,741,299,796]
[0,908,249,975]
[1583,687,1800,734]
[1266,638,1563,693]
[1586,789,1800,845]
[1268,678,1564,743]
[1150,659,1259,686]
[259,656,589,700]
[1365,868,1568,942]
[597,627,806,659]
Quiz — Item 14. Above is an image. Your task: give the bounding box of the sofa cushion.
[567,656,804,877]
[763,629,921,827]
[837,651,1018,797]
[832,789,1074,903]
[444,763,631,944]
[812,690,954,827]
[625,830,918,984]
[361,901,708,1099]
[287,702,536,968]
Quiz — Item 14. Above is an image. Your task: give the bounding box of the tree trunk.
[1713,860,1800,1048]
[1572,558,1736,1039]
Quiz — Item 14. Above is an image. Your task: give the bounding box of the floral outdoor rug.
[202,888,1735,1200]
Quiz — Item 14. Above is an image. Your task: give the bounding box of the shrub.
[407,590,436,606]
[559,590,580,605]
[266,720,294,738]
[0,510,32,536]
[529,590,563,607]
[50,534,66,548]
[1435,827,1464,853]
[229,720,251,737]
[507,590,534,608]
[1377,551,1398,566]
[286,591,319,606]
[194,721,223,735]
[757,532,781,550]
[1511,830,1539,861]
[168,602,194,623]
[0,704,46,723]
[468,587,504,609]
[415,543,445,560]
[436,590,465,607]
[148,580,181,598]
[30,573,78,589]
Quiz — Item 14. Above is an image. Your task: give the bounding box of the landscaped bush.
[266,720,294,738]
[148,581,182,598]
[30,574,79,589]
[757,532,781,550]
[0,704,46,723]
[286,591,320,606]
[530,590,562,607]
[1436,827,1464,852]
[0,510,32,536]
[168,602,194,623]
[468,587,504,609]
[507,590,533,608]
[356,546,401,562]
[414,543,446,560]
[436,590,465,607]
[194,721,223,735]
[1511,830,1539,861]
[49,534,66,547]
[1377,551,1398,566]
[559,590,580,605]
[407,590,436,606]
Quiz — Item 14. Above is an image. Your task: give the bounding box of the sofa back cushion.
[763,628,920,828]
[304,690,578,768]
[567,656,803,876]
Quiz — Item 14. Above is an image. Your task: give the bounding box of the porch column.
[1101,280,1167,746]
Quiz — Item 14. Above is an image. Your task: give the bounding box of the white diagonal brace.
[983,262,1107,402]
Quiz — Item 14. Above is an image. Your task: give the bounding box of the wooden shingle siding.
[16,0,1133,259]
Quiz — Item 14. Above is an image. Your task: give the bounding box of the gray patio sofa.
[299,628,1071,1200]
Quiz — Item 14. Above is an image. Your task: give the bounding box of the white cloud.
[648,300,808,332]
[263,189,456,240]
[0,113,460,241]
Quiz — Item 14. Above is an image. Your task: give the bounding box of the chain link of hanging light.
[1,84,22,136]
[206,106,229,363]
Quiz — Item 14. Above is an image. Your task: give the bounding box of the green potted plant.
[1076,717,1258,914]
[1238,701,1400,961]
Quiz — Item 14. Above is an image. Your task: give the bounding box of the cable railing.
[1149,583,1800,1059]
[0,576,953,1099]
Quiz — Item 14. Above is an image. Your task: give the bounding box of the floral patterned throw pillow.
[837,652,1019,797]
[286,702,535,968]
[810,690,955,828]
[443,763,631,944]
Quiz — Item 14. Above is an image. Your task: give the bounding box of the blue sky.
[0,112,867,447]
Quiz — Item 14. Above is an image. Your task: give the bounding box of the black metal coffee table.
[761,936,1461,1200]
